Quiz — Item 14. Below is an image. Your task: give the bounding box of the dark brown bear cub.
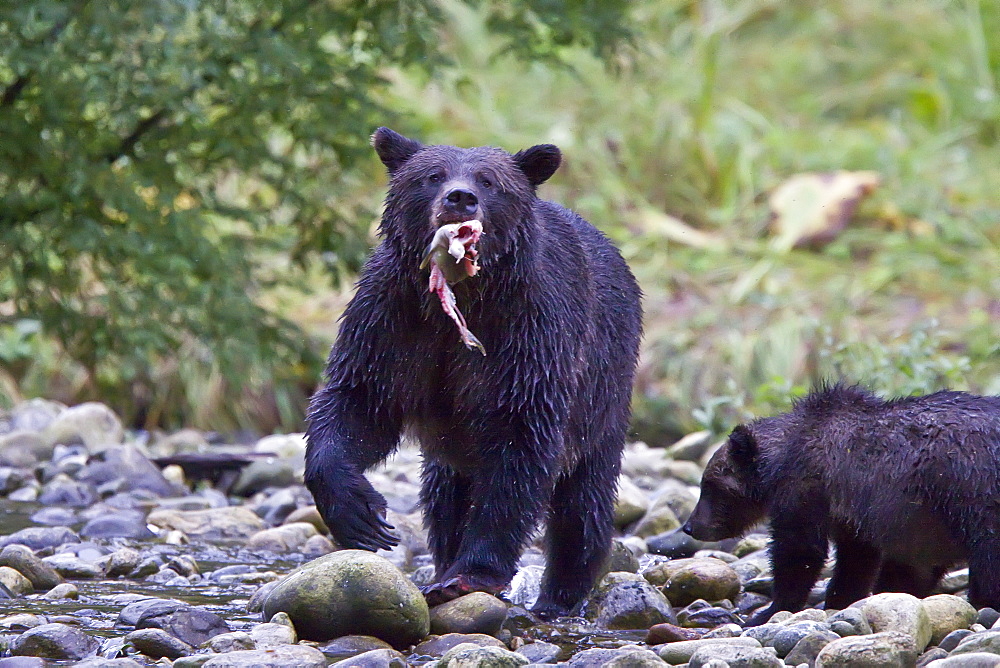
[305,128,642,617]
[684,383,1000,626]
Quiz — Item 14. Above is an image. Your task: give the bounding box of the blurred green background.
[2,0,998,442]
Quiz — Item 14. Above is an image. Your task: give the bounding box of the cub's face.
[371,128,561,265]
[683,426,766,542]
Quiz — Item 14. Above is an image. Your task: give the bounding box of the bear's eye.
[477,173,493,189]
[427,171,445,185]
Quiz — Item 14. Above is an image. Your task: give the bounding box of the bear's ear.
[513,144,561,187]
[728,425,759,468]
[372,127,423,174]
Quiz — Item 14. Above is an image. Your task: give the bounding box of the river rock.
[0,526,80,551]
[44,402,123,452]
[199,644,328,667]
[429,592,508,636]
[0,566,33,597]
[126,628,196,659]
[261,549,429,648]
[950,630,1000,656]
[688,643,782,667]
[231,459,299,497]
[729,549,772,581]
[413,633,505,657]
[9,622,101,660]
[646,528,711,558]
[42,582,79,599]
[319,635,396,660]
[79,445,178,497]
[826,607,872,636]
[656,637,763,664]
[647,622,706,643]
[923,594,978,646]
[600,647,668,667]
[649,557,741,607]
[629,496,681,538]
[135,602,230,646]
[854,592,932,651]
[80,511,155,540]
[814,631,917,667]
[37,474,98,506]
[246,522,318,552]
[9,398,64,432]
[783,629,841,665]
[250,620,297,648]
[0,431,48,467]
[769,620,832,656]
[927,654,1000,667]
[41,552,105,579]
[0,544,63,590]
[512,640,559,664]
[146,506,265,539]
[615,476,650,529]
[586,572,677,629]
[435,643,528,668]
[205,631,257,652]
[336,648,408,667]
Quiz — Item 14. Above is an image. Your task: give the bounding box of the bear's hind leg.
[532,451,620,619]
[420,461,471,574]
[967,541,1000,610]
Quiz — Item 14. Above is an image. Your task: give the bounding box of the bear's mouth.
[419,219,485,355]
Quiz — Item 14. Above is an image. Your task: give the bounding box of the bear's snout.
[438,186,479,223]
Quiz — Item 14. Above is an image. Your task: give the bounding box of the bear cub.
[305,128,642,617]
[684,383,1000,625]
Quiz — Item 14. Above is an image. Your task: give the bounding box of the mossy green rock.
[262,550,429,649]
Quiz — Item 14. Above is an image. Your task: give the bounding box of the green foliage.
[391,0,1000,441]
[0,0,630,430]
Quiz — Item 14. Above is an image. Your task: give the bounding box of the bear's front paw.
[319,480,398,552]
[745,603,783,627]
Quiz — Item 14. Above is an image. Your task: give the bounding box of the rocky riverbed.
[0,398,996,667]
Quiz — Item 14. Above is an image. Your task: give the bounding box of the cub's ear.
[372,127,423,174]
[728,425,759,468]
[513,144,561,187]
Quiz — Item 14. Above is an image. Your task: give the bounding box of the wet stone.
[335,647,409,668]
[80,512,155,540]
[0,544,63,590]
[586,572,678,629]
[782,629,841,666]
[126,628,196,659]
[687,643,782,668]
[940,629,976,652]
[261,549,429,649]
[413,633,506,657]
[0,526,80,551]
[319,635,395,660]
[517,640,562,664]
[204,631,256,653]
[9,622,101,661]
[435,643,529,668]
[429,592,508,636]
[42,582,79,599]
[199,644,328,667]
[135,602,230,646]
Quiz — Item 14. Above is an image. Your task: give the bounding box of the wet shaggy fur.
[684,384,1000,625]
[305,128,642,617]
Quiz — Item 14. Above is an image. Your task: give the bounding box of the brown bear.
[304,128,642,617]
[684,383,1000,625]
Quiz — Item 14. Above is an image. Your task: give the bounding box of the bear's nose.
[443,188,479,217]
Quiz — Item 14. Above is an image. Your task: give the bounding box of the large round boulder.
[261,549,429,649]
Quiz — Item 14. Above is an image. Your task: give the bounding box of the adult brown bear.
[305,128,642,617]
[684,384,1000,625]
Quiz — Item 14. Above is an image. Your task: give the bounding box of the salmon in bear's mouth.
[419,220,485,355]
